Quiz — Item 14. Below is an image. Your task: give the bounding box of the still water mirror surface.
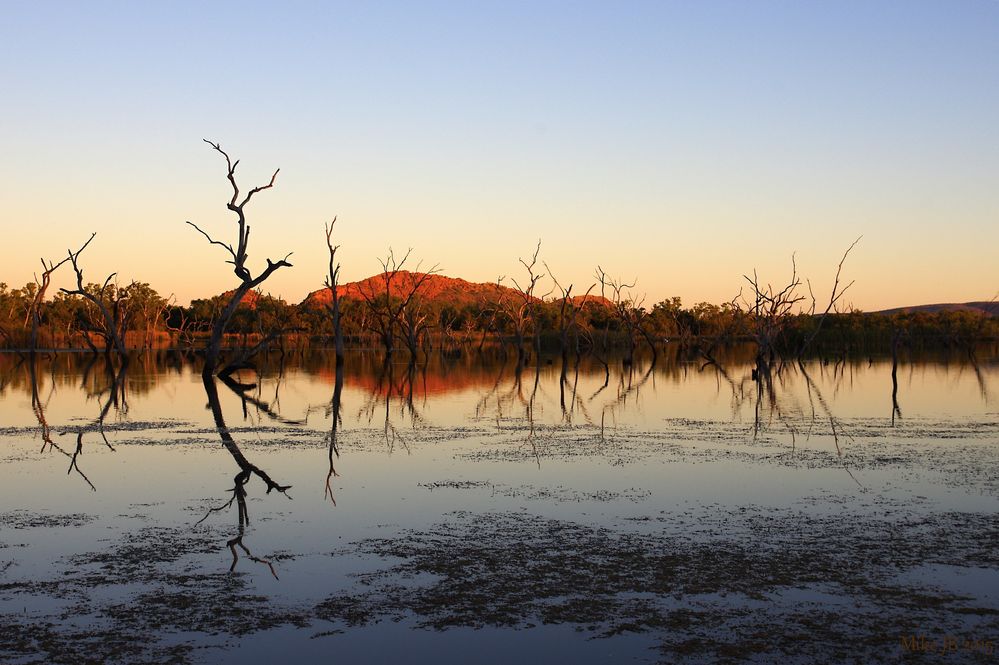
[1,348,997,663]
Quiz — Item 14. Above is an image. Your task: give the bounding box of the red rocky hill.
[301,271,614,310]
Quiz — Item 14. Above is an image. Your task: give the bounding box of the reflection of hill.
[313,354,514,396]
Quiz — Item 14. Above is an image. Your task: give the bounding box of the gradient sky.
[1,1,997,310]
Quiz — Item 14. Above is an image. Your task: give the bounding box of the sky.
[1,1,997,311]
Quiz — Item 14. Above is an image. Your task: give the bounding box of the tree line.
[2,141,996,376]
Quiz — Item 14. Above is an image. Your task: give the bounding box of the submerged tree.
[546,263,594,365]
[187,140,293,377]
[59,234,129,358]
[741,238,861,376]
[358,248,439,358]
[594,266,657,367]
[495,240,547,368]
[26,239,88,353]
[324,217,345,366]
[741,257,806,373]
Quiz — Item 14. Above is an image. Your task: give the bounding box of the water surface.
[1,348,997,663]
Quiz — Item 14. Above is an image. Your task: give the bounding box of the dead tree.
[594,266,657,366]
[476,279,505,355]
[495,240,547,367]
[358,249,439,358]
[741,256,806,375]
[511,240,547,361]
[546,263,594,365]
[59,234,128,358]
[324,217,345,366]
[187,140,292,377]
[797,237,862,357]
[27,238,85,353]
[400,298,433,363]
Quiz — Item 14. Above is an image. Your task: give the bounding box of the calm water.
[1,348,997,664]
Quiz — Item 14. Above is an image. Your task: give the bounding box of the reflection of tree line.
[13,343,998,578]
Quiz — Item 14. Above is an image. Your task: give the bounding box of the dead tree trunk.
[594,266,655,366]
[358,249,438,359]
[741,257,805,379]
[498,240,547,369]
[798,237,862,357]
[59,234,128,359]
[324,218,345,366]
[28,240,81,353]
[187,140,293,377]
[546,263,594,367]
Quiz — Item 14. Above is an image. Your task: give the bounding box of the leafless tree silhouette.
[798,237,861,357]
[495,240,547,368]
[59,233,129,358]
[27,239,84,353]
[324,217,345,366]
[594,266,657,367]
[187,140,292,377]
[358,248,439,358]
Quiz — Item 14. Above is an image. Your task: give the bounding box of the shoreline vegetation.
[3,142,996,369]
[1,279,996,355]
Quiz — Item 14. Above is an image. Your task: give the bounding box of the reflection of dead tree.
[324,218,345,366]
[795,361,861,487]
[473,361,510,421]
[57,430,97,492]
[891,328,904,426]
[30,356,121,490]
[562,361,594,425]
[219,310,301,378]
[59,233,129,358]
[202,375,293,497]
[29,358,55,452]
[325,363,344,504]
[187,140,293,378]
[218,372,306,426]
[750,363,799,445]
[356,359,419,454]
[594,357,656,442]
[700,358,750,420]
[90,359,127,450]
[194,469,279,579]
[198,374,291,576]
[516,362,544,469]
[28,360,97,491]
[227,528,278,578]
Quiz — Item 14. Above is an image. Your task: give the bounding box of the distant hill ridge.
[301,271,614,310]
[217,273,992,315]
[873,301,998,316]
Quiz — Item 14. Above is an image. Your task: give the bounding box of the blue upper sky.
[1,1,997,308]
